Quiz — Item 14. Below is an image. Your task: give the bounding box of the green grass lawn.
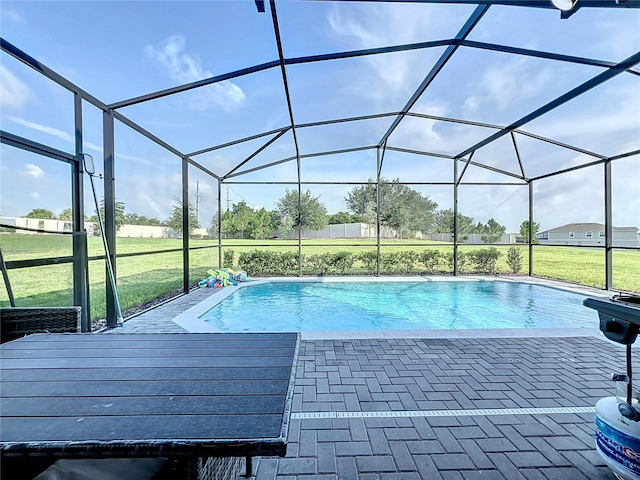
[1,234,638,326]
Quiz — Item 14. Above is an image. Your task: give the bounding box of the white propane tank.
[595,396,640,480]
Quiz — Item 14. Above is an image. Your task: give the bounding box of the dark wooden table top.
[0,332,299,459]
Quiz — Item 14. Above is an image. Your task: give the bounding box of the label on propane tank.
[596,415,640,476]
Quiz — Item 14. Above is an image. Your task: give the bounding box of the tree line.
[216,179,540,242]
[23,179,541,242]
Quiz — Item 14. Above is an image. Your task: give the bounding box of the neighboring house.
[537,223,639,247]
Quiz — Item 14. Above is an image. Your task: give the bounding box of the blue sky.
[1,1,639,233]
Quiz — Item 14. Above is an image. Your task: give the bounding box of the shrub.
[223,248,235,268]
[419,249,442,273]
[273,251,298,275]
[359,251,378,275]
[238,250,292,276]
[399,251,419,274]
[380,252,403,274]
[379,251,420,274]
[506,246,524,274]
[469,247,502,274]
[240,250,355,276]
[328,251,355,275]
[238,250,270,276]
[445,251,469,273]
[303,254,329,275]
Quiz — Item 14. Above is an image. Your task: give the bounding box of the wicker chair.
[196,456,244,480]
[0,306,81,343]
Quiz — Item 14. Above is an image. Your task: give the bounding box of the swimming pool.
[200,280,597,332]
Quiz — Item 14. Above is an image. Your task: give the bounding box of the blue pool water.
[201,281,596,332]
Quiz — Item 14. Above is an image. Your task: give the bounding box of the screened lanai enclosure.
[0,0,639,330]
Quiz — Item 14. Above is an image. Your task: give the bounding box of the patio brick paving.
[107,289,635,479]
[257,336,628,480]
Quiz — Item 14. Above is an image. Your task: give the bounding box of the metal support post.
[376,149,381,277]
[182,158,190,293]
[604,160,613,290]
[453,160,459,276]
[528,181,534,276]
[0,247,15,307]
[297,171,302,277]
[103,110,118,328]
[73,93,89,331]
[218,180,223,269]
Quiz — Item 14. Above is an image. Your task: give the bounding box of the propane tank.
[595,396,640,480]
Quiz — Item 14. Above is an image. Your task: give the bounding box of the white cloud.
[327,3,460,49]
[591,18,640,62]
[145,35,200,82]
[0,7,24,24]
[131,192,165,220]
[326,4,459,108]
[9,117,156,167]
[84,141,103,153]
[196,151,244,177]
[462,96,480,115]
[456,184,528,232]
[525,82,640,157]
[145,35,245,111]
[112,172,182,220]
[0,65,33,109]
[389,104,445,149]
[327,12,377,48]
[532,162,608,230]
[10,116,73,142]
[82,144,154,168]
[463,58,554,117]
[25,164,45,178]
[116,152,155,167]
[388,101,507,159]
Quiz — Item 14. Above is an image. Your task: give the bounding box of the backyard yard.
[1,234,638,324]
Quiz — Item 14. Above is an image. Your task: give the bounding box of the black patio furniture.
[0,306,81,343]
[0,332,299,480]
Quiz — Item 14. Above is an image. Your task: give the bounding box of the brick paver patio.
[261,336,623,480]
[107,287,632,479]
